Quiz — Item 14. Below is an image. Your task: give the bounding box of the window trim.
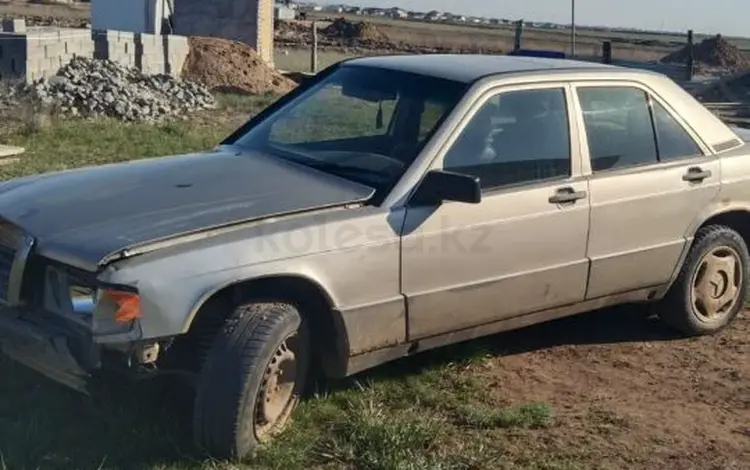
[571,80,714,177]
[428,82,581,194]
[648,95,707,162]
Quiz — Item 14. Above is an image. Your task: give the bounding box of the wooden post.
[311,21,319,74]
[602,41,612,64]
[513,19,524,52]
[570,0,577,57]
[686,29,695,81]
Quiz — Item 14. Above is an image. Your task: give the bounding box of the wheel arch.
[663,208,750,295]
[690,208,750,247]
[178,273,350,378]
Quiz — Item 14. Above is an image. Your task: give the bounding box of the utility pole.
[570,0,577,58]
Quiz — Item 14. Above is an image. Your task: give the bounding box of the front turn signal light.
[103,290,142,324]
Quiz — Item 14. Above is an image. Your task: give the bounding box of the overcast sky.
[340,0,747,37]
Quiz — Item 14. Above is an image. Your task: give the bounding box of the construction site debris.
[321,17,387,41]
[662,35,750,71]
[274,19,312,41]
[0,13,89,29]
[28,57,215,121]
[182,37,296,95]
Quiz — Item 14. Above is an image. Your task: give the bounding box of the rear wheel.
[192,301,310,459]
[658,225,748,335]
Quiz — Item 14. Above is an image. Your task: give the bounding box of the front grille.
[0,243,15,300]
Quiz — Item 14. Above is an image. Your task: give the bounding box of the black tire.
[658,225,748,336]
[193,301,311,459]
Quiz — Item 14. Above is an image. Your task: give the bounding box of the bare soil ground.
[0,0,88,28]
[469,306,750,469]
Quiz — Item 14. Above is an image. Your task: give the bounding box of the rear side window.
[577,87,657,172]
[651,100,704,160]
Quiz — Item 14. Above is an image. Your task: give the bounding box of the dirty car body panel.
[1,54,750,391]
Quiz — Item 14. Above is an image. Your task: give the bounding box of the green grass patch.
[454,402,554,429]
[0,93,277,181]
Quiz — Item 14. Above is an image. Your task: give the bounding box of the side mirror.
[409,170,482,207]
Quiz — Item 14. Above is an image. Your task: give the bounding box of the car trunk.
[731,126,750,142]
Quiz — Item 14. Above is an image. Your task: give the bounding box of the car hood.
[0,146,375,271]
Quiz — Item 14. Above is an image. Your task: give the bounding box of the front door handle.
[549,187,587,204]
[682,167,712,182]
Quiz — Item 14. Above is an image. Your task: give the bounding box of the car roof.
[344,54,623,83]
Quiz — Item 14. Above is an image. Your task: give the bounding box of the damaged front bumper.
[0,305,132,393]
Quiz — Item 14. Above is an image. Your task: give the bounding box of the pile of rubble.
[322,18,387,41]
[662,35,750,71]
[0,13,90,29]
[0,82,22,111]
[27,56,216,121]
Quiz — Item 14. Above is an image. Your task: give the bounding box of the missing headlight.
[43,263,97,321]
[71,284,96,314]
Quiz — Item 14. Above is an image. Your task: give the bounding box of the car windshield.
[231,65,467,194]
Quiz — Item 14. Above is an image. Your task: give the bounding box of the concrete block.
[1,19,26,33]
[43,43,64,59]
[29,31,60,43]
[136,33,160,47]
[115,30,135,42]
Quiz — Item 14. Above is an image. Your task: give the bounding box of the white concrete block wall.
[173,0,274,65]
[93,29,136,66]
[136,33,164,75]
[1,19,189,82]
[26,29,94,81]
[163,34,189,77]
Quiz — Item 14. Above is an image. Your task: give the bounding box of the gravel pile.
[0,83,22,111]
[29,56,216,121]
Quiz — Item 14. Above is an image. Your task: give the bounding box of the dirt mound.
[322,17,387,41]
[662,34,749,70]
[274,19,311,39]
[181,37,295,95]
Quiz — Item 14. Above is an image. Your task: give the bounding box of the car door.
[573,82,721,299]
[400,83,591,340]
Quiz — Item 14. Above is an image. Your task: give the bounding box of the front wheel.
[192,301,311,459]
[658,225,748,336]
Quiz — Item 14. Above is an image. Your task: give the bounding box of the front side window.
[577,86,658,172]
[233,66,466,195]
[443,87,571,190]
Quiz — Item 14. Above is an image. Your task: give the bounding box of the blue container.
[508,49,567,59]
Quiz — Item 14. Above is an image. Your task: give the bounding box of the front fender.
[102,257,343,339]
[99,205,405,358]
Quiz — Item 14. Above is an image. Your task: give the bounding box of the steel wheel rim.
[690,245,743,322]
[254,333,301,441]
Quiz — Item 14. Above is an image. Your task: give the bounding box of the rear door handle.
[682,167,712,182]
[549,187,587,204]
